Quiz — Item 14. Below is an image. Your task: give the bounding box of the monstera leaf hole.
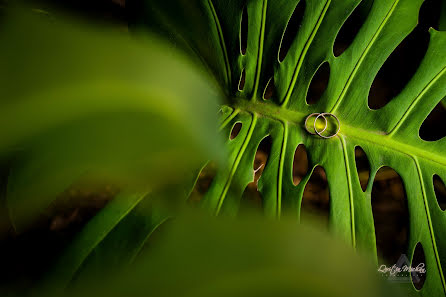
[354,146,371,192]
[332,0,374,57]
[433,175,446,211]
[188,162,218,206]
[230,122,243,140]
[419,100,446,141]
[278,0,306,63]
[306,62,330,105]
[253,136,272,178]
[368,0,445,110]
[262,77,275,100]
[368,4,437,110]
[238,68,246,91]
[371,167,409,264]
[300,166,330,228]
[418,0,444,31]
[240,5,248,55]
[292,144,309,186]
[240,136,272,213]
[411,242,427,290]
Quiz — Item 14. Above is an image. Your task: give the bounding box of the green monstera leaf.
[128,0,446,295]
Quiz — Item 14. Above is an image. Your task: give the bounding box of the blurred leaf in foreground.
[61,211,403,297]
[42,182,193,292]
[0,7,223,231]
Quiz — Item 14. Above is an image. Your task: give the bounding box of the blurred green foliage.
[0,7,223,230]
[51,212,403,297]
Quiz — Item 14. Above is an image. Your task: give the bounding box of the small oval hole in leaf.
[355,146,370,192]
[333,0,374,57]
[301,166,330,228]
[229,122,243,140]
[411,242,427,290]
[278,0,306,62]
[263,77,275,100]
[368,1,432,110]
[293,144,309,186]
[240,6,248,55]
[306,62,330,105]
[433,174,446,211]
[419,101,446,141]
[372,167,409,264]
[238,69,246,91]
[188,162,218,205]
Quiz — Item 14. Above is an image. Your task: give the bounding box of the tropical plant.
[128,0,446,295]
[1,0,446,296]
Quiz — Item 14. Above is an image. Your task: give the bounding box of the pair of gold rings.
[304,113,341,139]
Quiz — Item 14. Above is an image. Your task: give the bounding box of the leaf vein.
[330,0,400,113]
[339,135,356,247]
[414,157,446,293]
[251,0,268,100]
[207,0,232,87]
[216,113,258,214]
[281,0,331,108]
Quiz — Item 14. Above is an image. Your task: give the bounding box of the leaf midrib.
[231,99,446,168]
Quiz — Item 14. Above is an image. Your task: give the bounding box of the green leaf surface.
[0,9,223,230]
[132,0,446,295]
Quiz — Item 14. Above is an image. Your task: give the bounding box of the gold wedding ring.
[305,113,340,139]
